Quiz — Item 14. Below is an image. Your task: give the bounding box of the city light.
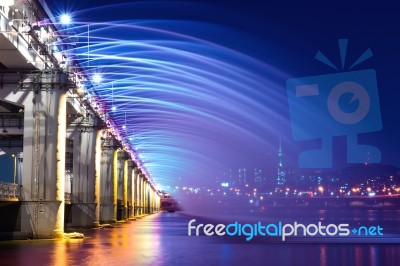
[221,182,229,187]
[76,85,85,96]
[60,14,72,25]
[93,73,102,83]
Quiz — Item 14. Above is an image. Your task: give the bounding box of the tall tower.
[277,138,285,187]
[238,168,247,187]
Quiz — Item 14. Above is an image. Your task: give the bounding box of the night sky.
[4,0,399,187]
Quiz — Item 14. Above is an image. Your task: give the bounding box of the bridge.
[0,0,160,239]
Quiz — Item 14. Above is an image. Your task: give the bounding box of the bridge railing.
[0,182,21,200]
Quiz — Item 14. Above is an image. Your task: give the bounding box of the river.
[0,210,399,265]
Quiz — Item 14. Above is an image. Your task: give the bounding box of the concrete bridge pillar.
[18,72,70,239]
[100,139,118,223]
[156,190,160,212]
[127,162,135,218]
[150,189,154,213]
[116,150,128,220]
[122,156,128,220]
[152,188,158,213]
[141,175,146,215]
[137,173,141,215]
[137,173,142,215]
[143,180,147,215]
[133,168,140,217]
[149,184,153,213]
[71,125,101,228]
[146,182,150,214]
[149,185,153,213]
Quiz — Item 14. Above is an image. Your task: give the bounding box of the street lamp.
[93,73,102,83]
[60,14,72,25]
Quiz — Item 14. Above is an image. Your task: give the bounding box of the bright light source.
[3,0,14,7]
[122,125,126,129]
[221,182,229,187]
[60,14,71,25]
[76,86,85,96]
[93,73,102,83]
[111,106,117,111]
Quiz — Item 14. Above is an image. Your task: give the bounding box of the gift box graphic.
[287,39,382,168]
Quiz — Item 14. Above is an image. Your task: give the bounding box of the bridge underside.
[0,0,160,240]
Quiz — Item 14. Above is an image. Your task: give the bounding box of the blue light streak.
[56,20,289,188]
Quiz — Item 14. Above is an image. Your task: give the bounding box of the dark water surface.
[0,211,400,266]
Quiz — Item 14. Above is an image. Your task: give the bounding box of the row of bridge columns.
[0,72,160,239]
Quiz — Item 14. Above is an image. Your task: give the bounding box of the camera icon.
[287,41,382,168]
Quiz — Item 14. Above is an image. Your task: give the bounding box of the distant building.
[254,168,265,187]
[238,168,247,186]
[276,138,285,187]
[216,168,233,187]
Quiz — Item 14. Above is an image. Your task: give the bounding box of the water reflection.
[0,212,400,266]
[53,241,66,266]
[320,245,327,266]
